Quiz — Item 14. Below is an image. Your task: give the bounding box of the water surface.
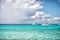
[0,24,60,40]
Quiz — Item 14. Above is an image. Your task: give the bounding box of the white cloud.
[50,17,60,24]
[0,0,60,24]
[30,11,50,19]
[53,17,60,20]
[0,0,43,24]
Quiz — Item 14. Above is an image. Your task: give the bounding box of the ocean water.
[0,24,60,40]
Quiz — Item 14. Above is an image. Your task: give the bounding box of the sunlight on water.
[0,29,60,40]
[0,24,60,40]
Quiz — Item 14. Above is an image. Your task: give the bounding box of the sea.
[0,24,60,40]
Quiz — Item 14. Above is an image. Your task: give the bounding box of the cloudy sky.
[0,0,60,24]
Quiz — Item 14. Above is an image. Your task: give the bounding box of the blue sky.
[42,0,60,17]
[0,0,60,24]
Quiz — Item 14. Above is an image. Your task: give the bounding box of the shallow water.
[0,24,60,40]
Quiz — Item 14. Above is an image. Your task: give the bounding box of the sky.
[0,0,60,24]
[43,0,60,17]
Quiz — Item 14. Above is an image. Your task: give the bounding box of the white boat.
[41,23,49,26]
[32,22,36,25]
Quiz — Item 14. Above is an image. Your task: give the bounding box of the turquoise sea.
[0,24,60,40]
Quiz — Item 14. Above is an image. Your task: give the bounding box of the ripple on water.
[0,28,60,40]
